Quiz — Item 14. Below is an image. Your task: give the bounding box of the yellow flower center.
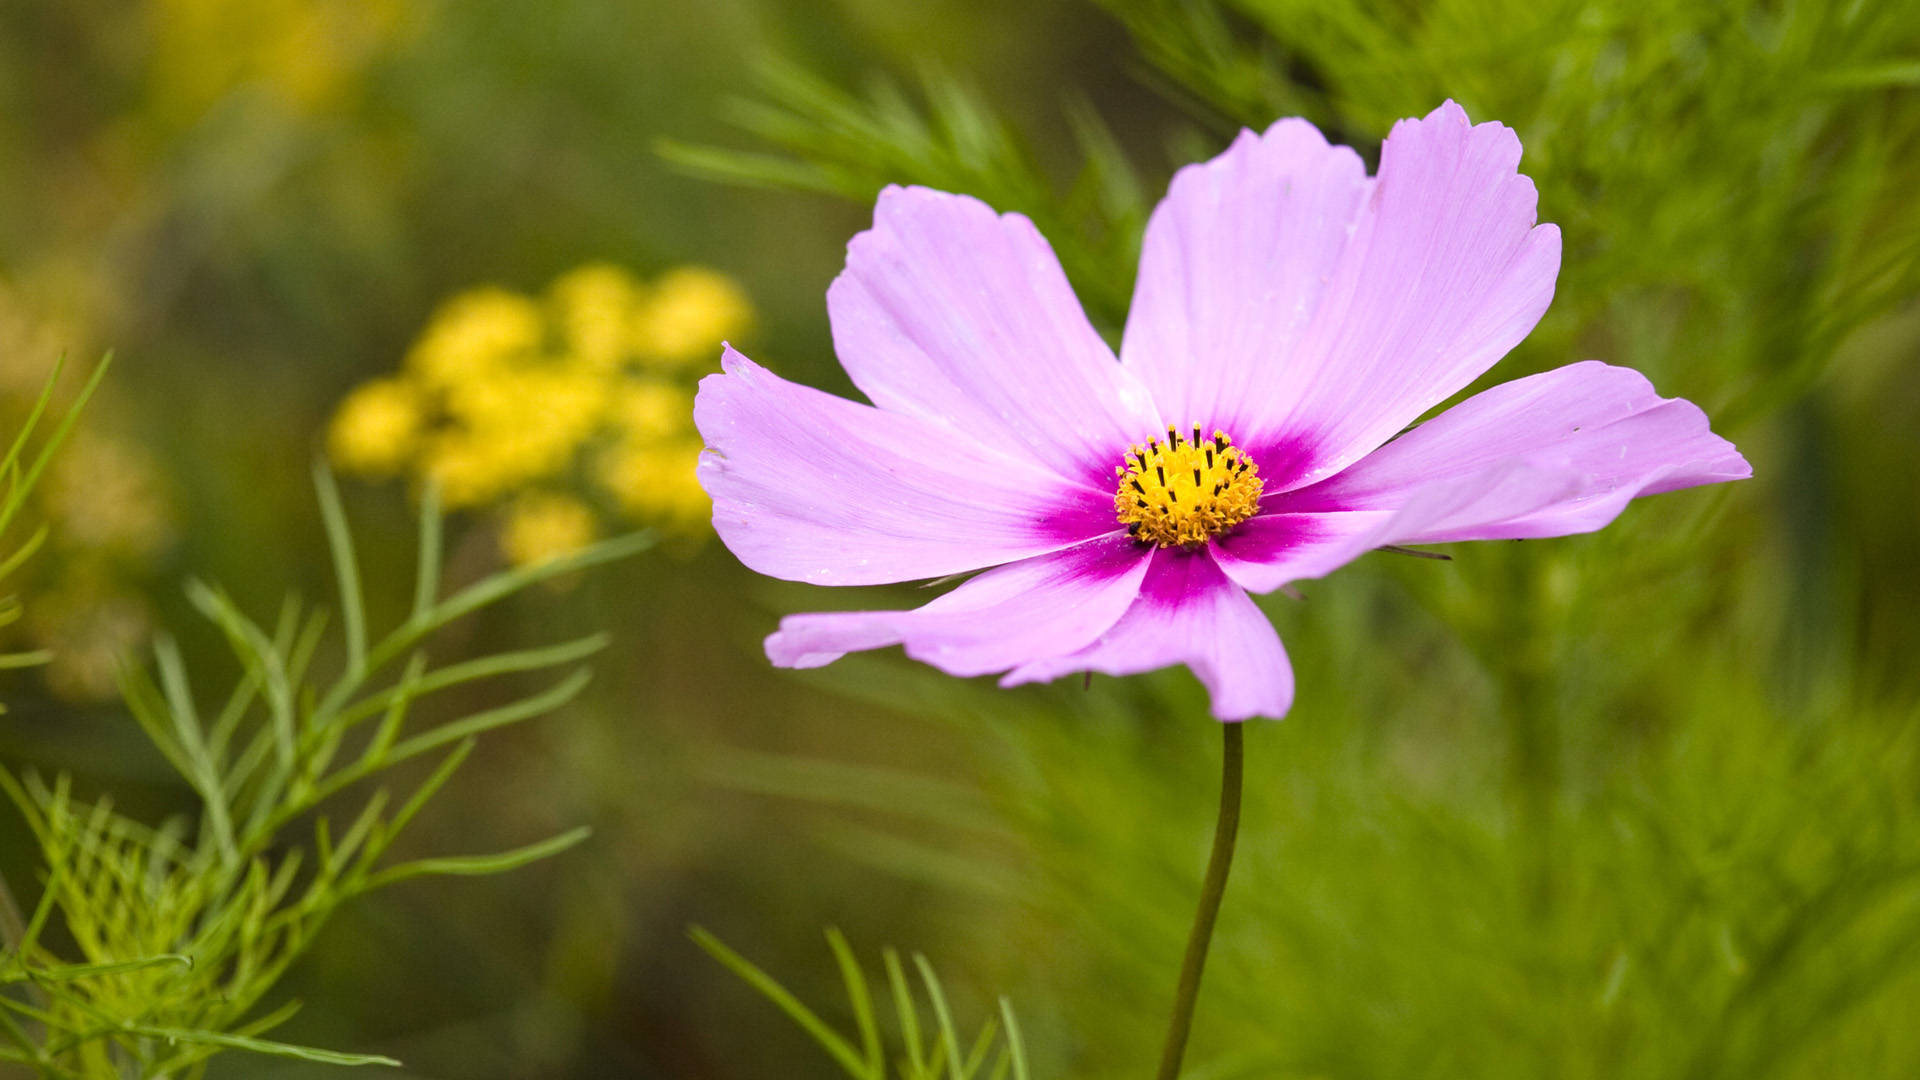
[1114,426,1264,548]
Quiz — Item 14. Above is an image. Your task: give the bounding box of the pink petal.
[696,346,1116,586]
[1289,361,1752,541]
[828,186,1162,487]
[1254,102,1563,484]
[1211,362,1750,592]
[1002,548,1294,721]
[764,534,1152,675]
[1120,119,1372,469]
[1127,102,1561,489]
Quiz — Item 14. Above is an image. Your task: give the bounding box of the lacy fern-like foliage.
[0,432,649,1075]
[694,928,1031,1080]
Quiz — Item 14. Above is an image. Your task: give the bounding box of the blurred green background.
[2,0,1919,1076]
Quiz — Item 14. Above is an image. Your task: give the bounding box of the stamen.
[1113,424,1263,548]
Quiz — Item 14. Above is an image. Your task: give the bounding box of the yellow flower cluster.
[328,263,749,566]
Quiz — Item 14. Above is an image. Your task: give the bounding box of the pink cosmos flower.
[695,102,1749,721]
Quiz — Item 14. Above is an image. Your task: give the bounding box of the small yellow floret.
[1115,426,1264,548]
[608,381,692,442]
[420,433,512,508]
[550,263,643,370]
[598,439,708,533]
[329,377,423,475]
[450,365,605,439]
[405,287,546,386]
[635,267,752,366]
[500,492,598,567]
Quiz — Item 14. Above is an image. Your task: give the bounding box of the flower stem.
[1155,721,1244,1080]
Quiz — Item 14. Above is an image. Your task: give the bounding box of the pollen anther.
[1113,427,1263,548]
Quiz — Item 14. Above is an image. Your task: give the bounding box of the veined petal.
[696,346,1114,586]
[1288,361,1752,541]
[828,185,1162,487]
[1120,118,1372,462]
[765,534,1152,675]
[1002,548,1293,721]
[1225,102,1561,488]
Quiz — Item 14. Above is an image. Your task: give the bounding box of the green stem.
[1155,721,1244,1080]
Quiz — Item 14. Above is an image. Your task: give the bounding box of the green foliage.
[0,356,112,699]
[0,354,114,1021]
[660,60,1151,330]
[0,463,651,1077]
[708,645,1920,1079]
[693,927,1030,1080]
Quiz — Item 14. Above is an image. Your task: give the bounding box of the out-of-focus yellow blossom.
[146,0,411,121]
[609,382,692,443]
[500,493,598,567]
[405,288,546,387]
[442,366,605,475]
[328,377,423,476]
[634,267,753,367]
[420,433,515,510]
[13,431,175,703]
[46,433,176,559]
[550,264,644,371]
[598,439,708,534]
[28,572,153,704]
[0,285,83,398]
[0,297,176,703]
[327,263,748,557]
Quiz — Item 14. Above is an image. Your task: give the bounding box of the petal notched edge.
[1237,101,1565,487]
[1119,117,1372,455]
